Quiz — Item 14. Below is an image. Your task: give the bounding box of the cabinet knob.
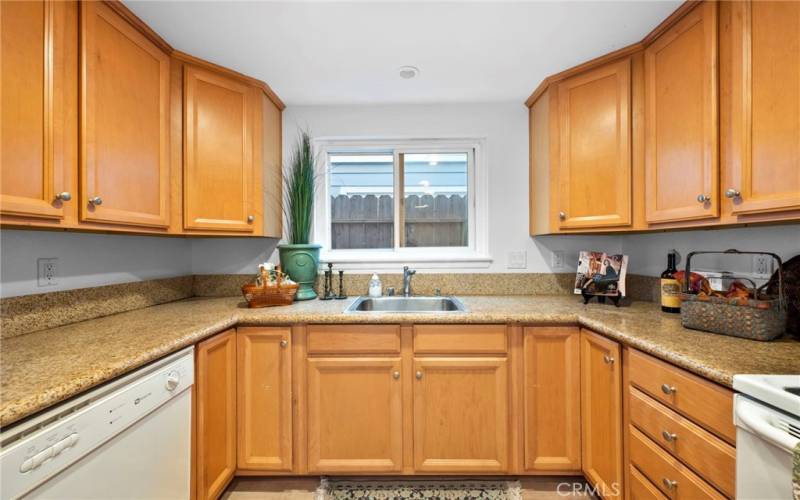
[88,196,103,206]
[247,215,255,223]
[280,339,288,348]
[603,354,615,365]
[661,430,678,442]
[392,371,400,380]
[696,194,710,203]
[55,192,72,202]
[415,371,423,380]
[725,188,741,199]
[661,383,677,395]
[662,478,678,490]
[558,211,566,220]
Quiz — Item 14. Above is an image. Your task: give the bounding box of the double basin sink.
[345,296,467,313]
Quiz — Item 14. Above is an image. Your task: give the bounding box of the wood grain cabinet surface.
[80,1,171,228]
[580,329,623,498]
[195,329,237,500]
[236,327,292,471]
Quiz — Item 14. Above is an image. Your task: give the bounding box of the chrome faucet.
[402,266,416,297]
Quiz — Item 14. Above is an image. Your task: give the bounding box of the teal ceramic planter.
[278,243,321,301]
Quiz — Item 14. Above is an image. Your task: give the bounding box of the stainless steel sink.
[345,296,468,313]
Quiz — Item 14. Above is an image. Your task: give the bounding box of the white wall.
[283,102,621,274]
[189,237,280,275]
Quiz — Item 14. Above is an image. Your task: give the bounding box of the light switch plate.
[37,258,58,287]
[507,251,527,269]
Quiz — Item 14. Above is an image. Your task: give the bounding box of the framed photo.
[574,251,628,297]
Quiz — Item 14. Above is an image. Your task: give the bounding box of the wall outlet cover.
[507,251,527,269]
[752,254,774,277]
[37,258,58,287]
[551,250,566,270]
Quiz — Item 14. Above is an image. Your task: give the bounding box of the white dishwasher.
[0,347,194,500]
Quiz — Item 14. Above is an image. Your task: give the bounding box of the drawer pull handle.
[603,354,615,365]
[661,430,678,442]
[415,371,423,380]
[280,339,288,348]
[662,478,678,490]
[392,371,400,380]
[661,383,677,395]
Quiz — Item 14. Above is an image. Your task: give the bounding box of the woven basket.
[241,267,298,308]
[679,250,786,341]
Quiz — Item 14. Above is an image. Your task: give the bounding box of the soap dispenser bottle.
[368,274,382,297]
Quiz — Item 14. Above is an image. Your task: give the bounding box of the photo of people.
[574,251,628,297]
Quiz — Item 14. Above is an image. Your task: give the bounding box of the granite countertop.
[2,295,799,428]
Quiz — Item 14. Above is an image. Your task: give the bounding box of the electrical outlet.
[507,251,527,269]
[551,250,566,270]
[37,258,58,287]
[752,254,773,277]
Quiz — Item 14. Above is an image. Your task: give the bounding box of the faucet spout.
[402,266,417,297]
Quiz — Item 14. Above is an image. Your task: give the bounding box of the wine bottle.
[661,252,681,313]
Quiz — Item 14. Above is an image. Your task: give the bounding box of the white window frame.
[313,137,491,270]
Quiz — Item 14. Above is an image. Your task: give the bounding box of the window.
[314,138,490,268]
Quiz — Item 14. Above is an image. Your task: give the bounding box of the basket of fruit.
[241,264,298,308]
[677,250,786,341]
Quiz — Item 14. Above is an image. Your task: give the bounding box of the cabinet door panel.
[184,66,254,232]
[557,58,631,229]
[80,1,169,227]
[1,1,71,219]
[581,330,623,498]
[307,357,403,473]
[195,329,237,500]
[645,2,718,223]
[729,0,800,214]
[237,327,292,471]
[413,357,508,473]
[523,327,581,471]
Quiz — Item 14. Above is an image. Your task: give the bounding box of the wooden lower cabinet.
[580,329,623,498]
[522,326,581,471]
[413,357,509,473]
[307,357,403,473]
[195,329,237,500]
[236,327,292,471]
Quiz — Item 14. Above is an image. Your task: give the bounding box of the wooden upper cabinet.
[307,357,403,473]
[727,0,800,215]
[1,1,73,220]
[195,329,237,500]
[523,327,581,472]
[581,329,623,498]
[413,357,509,473]
[645,2,718,224]
[556,58,632,229]
[80,1,170,228]
[237,327,292,471]
[184,65,256,232]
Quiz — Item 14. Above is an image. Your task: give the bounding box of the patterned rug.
[315,479,522,500]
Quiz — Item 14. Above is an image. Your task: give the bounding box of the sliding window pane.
[329,153,394,249]
[402,153,468,247]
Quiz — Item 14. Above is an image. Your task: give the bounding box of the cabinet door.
[184,66,255,232]
[581,330,623,498]
[645,2,718,223]
[557,58,632,229]
[307,357,403,473]
[237,327,292,471]
[728,1,800,214]
[523,327,581,471]
[80,1,170,228]
[195,329,237,500]
[413,357,508,472]
[1,0,72,219]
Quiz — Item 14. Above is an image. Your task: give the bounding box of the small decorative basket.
[680,250,786,341]
[241,265,298,308]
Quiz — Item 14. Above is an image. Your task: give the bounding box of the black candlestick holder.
[336,269,347,299]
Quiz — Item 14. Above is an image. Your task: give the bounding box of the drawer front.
[413,325,508,354]
[628,349,735,443]
[629,387,735,497]
[630,465,668,500]
[307,325,401,355]
[629,426,726,500]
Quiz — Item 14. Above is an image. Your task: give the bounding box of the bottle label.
[661,278,681,308]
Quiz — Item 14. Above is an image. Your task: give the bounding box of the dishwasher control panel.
[0,349,194,499]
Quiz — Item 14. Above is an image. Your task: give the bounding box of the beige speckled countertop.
[2,296,799,428]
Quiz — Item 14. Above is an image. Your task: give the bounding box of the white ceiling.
[127,1,682,106]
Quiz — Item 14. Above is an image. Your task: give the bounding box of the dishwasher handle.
[735,396,799,453]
